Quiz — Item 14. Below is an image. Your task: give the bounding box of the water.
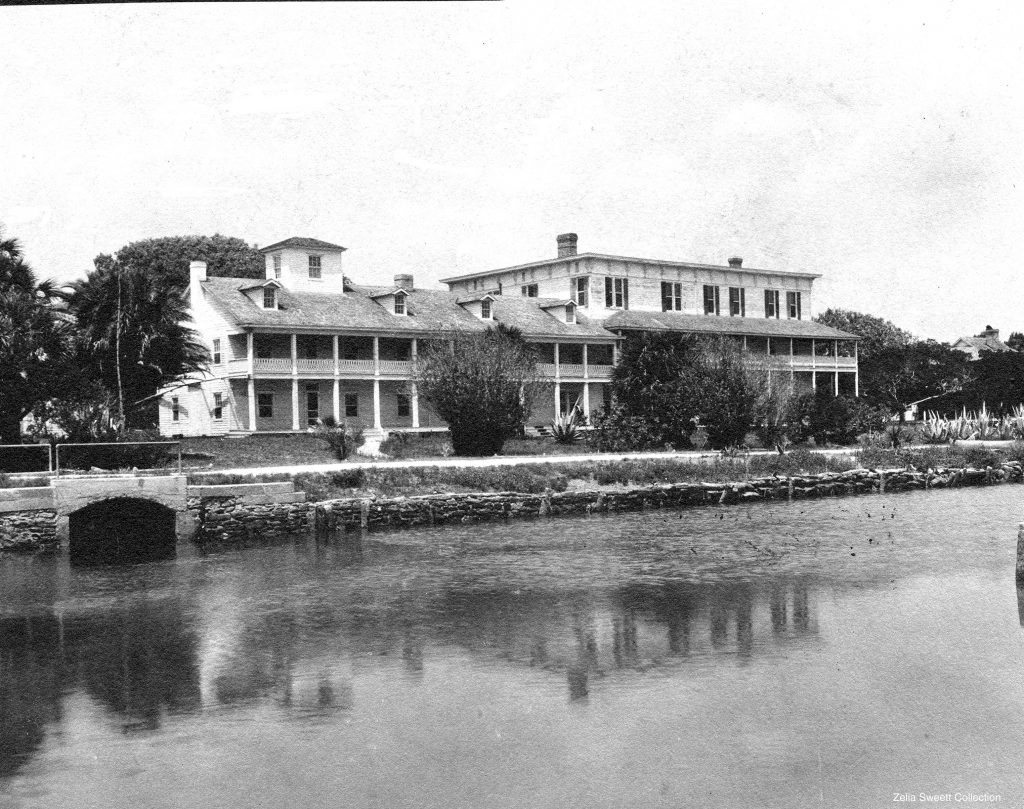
[2,487,1023,808]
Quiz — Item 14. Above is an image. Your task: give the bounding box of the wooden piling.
[1016,524,1024,582]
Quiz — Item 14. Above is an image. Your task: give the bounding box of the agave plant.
[550,404,585,444]
[919,411,950,444]
[972,404,997,440]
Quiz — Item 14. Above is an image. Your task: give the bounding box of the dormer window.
[263,287,277,309]
[394,292,407,316]
[308,255,322,280]
[272,254,281,279]
[481,298,493,319]
[566,303,576,324]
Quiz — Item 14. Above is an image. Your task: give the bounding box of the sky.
[2,0,1023,341]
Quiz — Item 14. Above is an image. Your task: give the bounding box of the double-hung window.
[394,292,407,316]
[604,277,628,309]
[272,254,281,279]
[729,287,745,317]
[522,283,538,297]
[212,338,221,364]
[263,287,276,309]
[787,291,802,319]
[344,392,359,418]
[397,394,411,418]
[308,255,322,279]
[257,393,273,418]
[572,277,588,307]
[213,392,223,420]
[171,397,179,422]
[481,299,493,319]
[703,285,720,315]
[764,289,780,319]
[661,282,682,312]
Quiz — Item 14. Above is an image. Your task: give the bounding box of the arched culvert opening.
[69,497,177,565]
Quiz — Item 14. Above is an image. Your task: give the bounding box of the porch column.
[834,371,839,396]
[582,382,591,420]
[410,337,419,429]
[247,332,257,432]
[553,342,561,419]
[332,335,341,420]
[812,372,817,392]
[290,333,300,430]
[582,344,588,379]
[373,380,382,430]
[854,342,860,397]
[247,377,257,433]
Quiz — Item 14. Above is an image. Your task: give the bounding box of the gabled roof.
[199,277,613,340]
[369,287,410,299]
[259,237,347,253]
[456,292,497,305]
[605,310,859,340]
[238,278,282,291]
[952,335,1014,353]
[539,299,575,309]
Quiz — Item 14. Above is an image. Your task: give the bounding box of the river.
[1,486,1022,808]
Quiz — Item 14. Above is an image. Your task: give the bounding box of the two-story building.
[158,233,858,438]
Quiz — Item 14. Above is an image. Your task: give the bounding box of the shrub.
[314,417,363,461]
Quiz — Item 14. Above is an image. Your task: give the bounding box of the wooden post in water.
[1016,524,1024,582]
[787,478,794,501]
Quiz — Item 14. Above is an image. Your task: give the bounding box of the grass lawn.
[180,431,619,470]
[180,434,339,470]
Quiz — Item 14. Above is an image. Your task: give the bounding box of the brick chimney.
[394,273,414,291]
[728,256,743,268]
[980,325,999,339]
[557,233,578,258]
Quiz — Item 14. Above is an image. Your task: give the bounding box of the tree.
[67,260,209,431]
[415,326,540,456]
[927,350,1024,414]
[596,333,785,450]
[0,228,74,441]
[96,234,264,287]
[860,340,972,419]
[1006,331,1024,352]
[814,308,913,360]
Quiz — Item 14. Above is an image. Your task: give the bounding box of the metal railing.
[54,441,182,478]
[0,443,53,473]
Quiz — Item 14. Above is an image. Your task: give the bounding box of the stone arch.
[69,497,177,564]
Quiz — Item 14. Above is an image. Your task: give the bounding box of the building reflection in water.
[0,552,821,779]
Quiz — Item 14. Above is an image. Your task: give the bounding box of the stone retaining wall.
[312,462,1024,533]
[193,496,314,543]
[0,510,57,551]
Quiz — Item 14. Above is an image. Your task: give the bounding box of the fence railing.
[0,443,53,473]
[54,441,182,478]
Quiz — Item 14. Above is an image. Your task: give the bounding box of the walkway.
[192,447,860,479]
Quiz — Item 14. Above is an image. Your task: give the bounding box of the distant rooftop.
[259,237,347,253]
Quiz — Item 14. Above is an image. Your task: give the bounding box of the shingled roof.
[604,310,859,340]
[200,277,614,340]
[259,237,347,253]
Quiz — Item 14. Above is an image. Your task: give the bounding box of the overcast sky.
[2,0,1022,340]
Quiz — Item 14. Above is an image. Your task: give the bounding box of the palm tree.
[67,259,209,431]
[0,230,73,440]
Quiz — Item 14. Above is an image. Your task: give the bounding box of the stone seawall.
[0,510,57,551]
[312,462,1024,533]
[190,483,313,543]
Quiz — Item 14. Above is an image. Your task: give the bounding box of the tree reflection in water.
[0,541,821,779]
